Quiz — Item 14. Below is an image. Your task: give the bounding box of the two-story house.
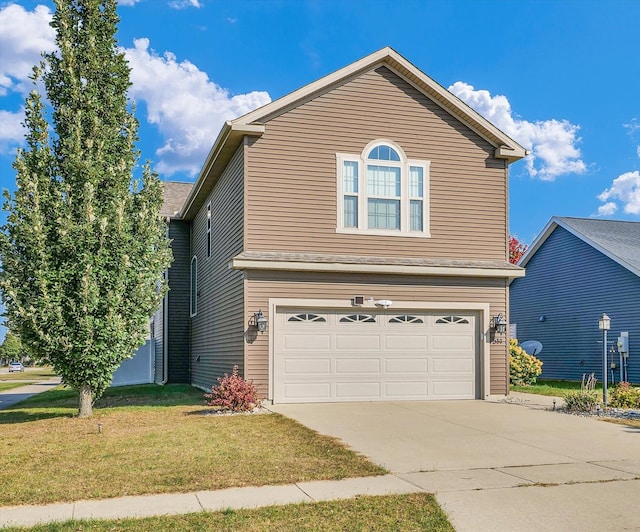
[155,47,526,403]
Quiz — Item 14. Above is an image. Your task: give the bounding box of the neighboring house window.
[190,256,197,317]
[206,202,212,258]
[337,140,430,236]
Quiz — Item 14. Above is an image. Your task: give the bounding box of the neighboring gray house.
[153,181,193,385]
[510,217,640,384]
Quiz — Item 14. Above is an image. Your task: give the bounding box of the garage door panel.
[385,358,428,373]
[385,335,428,350]
[336,381,380,399]
[432,357,474,373]
[335,358,380,374]
[283,334,331,350]
[385,381,429,397]
[432,335,474,350]
[274,308,478,403]
[284,358,331,375]
[432,380,474,398]
[335,335,380,350]
[283,382,331,400]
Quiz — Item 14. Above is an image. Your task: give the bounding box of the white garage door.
[273,308,478,403]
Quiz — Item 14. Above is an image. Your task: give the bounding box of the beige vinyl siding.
[245,66,508,260]
[245,270,509,397]
[189,146,245,390]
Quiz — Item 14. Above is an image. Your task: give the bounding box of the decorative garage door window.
[339,314,376,323]
[389,315,424,323]
[287,313,327,323]
[435,315,470,325]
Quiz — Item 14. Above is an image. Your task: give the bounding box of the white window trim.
[336,140,431,237]
[190,256,198,317]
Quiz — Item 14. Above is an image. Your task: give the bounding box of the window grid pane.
[368,145,400,161]
[368,198,400,229]
[409,166,423,198]
[343,161,358,193]
[367,165,401,197]
[410,200,423,231]
[344,195,358,228]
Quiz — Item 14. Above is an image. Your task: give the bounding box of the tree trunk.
[78,384,93,418]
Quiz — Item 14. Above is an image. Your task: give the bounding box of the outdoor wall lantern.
[250,310,268,333]
[492,313,507,335]
[598,313,610,406]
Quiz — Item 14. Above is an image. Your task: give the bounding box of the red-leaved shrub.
[204,365,262,412]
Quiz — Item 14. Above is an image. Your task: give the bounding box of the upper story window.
[337,140,430,237]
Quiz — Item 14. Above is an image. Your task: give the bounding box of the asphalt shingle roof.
[160,181,193,218]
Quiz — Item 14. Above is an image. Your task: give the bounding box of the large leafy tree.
[0,332,23,365]
[0,0,171,417]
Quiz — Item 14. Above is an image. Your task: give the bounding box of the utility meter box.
[617,332,629,357]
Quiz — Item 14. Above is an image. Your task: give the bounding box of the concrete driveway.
[270,397,640,532]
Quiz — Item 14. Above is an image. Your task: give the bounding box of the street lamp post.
[598,313,611,407]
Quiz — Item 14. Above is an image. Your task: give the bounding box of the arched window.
[337,140,430,236]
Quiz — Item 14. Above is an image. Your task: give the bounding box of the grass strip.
[3,493,454,532]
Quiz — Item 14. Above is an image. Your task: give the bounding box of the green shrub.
[609,382,640,409]
[563,373,599,413]
[509,339,543,386]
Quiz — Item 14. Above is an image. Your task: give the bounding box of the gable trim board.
[268,299,491,403]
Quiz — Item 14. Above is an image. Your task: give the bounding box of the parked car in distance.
[8,362,24,373]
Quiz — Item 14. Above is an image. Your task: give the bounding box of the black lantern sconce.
[492,313,507,335]
[250,309,268,333]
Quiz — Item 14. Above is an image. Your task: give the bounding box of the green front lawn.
[0,366,57,382]
[511,379,602,397]
[0,382,34,392]
[0,384,385,507]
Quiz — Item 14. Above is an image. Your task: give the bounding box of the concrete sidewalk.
[0,378,61,410]
[0,474,420,528]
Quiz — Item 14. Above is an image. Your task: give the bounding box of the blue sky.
[1,0,639,342]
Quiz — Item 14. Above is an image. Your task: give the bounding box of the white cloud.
[124,38,270,176]
[168,0,202,9]
[118,0,142,5]
[598,171,640,215]
[0,108,25,154]
[449,81,587,181]
[597,202,618,216]
[0,4,56,96]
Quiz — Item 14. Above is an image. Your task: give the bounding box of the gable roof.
[518,216,640,277]
[179,46,527,221]
[160,181,194,218]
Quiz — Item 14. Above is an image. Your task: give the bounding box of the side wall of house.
[167,220,191,383]
[510,226,640,384]
[244,66,509,261]
[245,270,509,397]
[189,146,246,390]
[152,293,164,384]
